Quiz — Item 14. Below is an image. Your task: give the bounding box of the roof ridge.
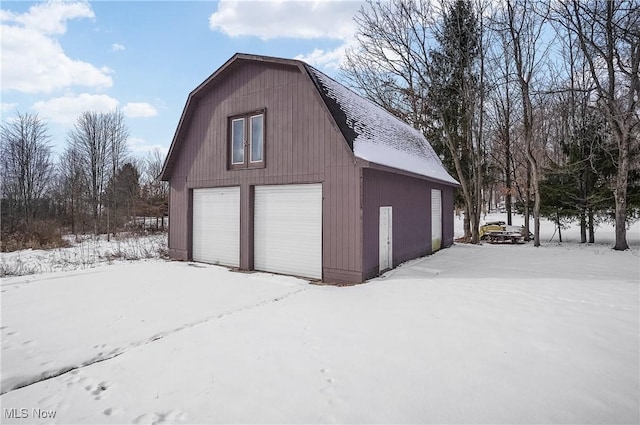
[303,64,425,141]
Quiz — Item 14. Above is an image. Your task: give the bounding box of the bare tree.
[57,146,87,237]
[141,148,169,230]
[67,110,129,236]
[498,0,553,246]
[106,110,129,240]
[0,111,54,230]
[487,27,518,226]
[554,0,640,250]
[341,0,435,131]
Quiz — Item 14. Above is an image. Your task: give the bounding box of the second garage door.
[254,184,322,279]
[431,188,442,252]
[192,187,240,267]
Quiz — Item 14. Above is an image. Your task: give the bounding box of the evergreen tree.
[426,0,482,242]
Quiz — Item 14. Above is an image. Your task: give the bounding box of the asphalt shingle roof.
[305,65,458,185]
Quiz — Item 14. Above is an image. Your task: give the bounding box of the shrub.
[1,221,71,252]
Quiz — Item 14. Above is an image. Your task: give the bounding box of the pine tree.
[427,0,482,242]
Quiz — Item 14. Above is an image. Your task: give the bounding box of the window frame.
[228,109,266,170]
[230,117,245,166]
[249,114,264,164]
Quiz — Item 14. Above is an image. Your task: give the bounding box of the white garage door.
[254,184,322,279]
[431,189,442,252]
[192,187,240,267]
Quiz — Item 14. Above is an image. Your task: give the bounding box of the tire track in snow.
[1,286,309,395]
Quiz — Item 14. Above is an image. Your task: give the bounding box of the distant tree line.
[0,110,168,251]
[342,0,639,249]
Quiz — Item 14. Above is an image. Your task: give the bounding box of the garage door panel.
[254,184,322,279]
[192,187,240,267]
[432,189,442,252]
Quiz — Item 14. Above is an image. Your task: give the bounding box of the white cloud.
[33,96,159,124]
[209,0,361,40]
[1,102,18,113]
[295,38,356,70]
[1,1,113,94]
[33,93,119,124]
[128,137,169,155]
[112,43,125,51]
[13,1,94,35]
[122,102,158,118]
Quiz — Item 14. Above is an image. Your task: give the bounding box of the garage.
[254,184,322,279]
[192,187,240,267]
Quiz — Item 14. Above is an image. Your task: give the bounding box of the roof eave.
[364,161,460,187]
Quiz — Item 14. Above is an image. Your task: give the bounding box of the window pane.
[250,115,263,162]
[231,118,244,164]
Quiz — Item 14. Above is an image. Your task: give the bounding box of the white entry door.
[379,206,393,272]
[431,189,442,252]
[192,187,240,267]
[254,184,322,279]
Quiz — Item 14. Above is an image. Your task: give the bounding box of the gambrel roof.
[161,53,458,186]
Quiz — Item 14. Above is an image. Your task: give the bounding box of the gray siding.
[441,184,455,248]
[168,177,188,260]
[362,168,455,281]
[166,60,362,283]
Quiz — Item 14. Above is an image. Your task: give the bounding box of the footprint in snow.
[132,410,188,425]
[103,407,124,417]
[85,381,112,400]
[319,368,336,391]
[319,368,340,408]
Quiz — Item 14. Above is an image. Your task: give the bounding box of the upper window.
[229,110,265,169]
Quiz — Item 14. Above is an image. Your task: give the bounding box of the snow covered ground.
[0,215,638,424]
[0,233,167,277]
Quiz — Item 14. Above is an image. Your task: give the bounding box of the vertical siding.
[362,169,455,280]
[168,177,188,260]
[166,60,361,283]
[441,185,455,247]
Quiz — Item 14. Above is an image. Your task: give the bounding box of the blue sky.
[1,0,363,158]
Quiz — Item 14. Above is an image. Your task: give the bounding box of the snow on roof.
[306,66,458,185]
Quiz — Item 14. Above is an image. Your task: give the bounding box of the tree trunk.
[588,208,595,244]
[505,147,512,226]
[530,159,541,247]
[524,163,531,241]
[556,209,563,243]
[580,210,587,243]
[70,195,76,236]
[93,202,98,237]
[613,131,629,250]
[463,204,471,242]
[448,133,475,242]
